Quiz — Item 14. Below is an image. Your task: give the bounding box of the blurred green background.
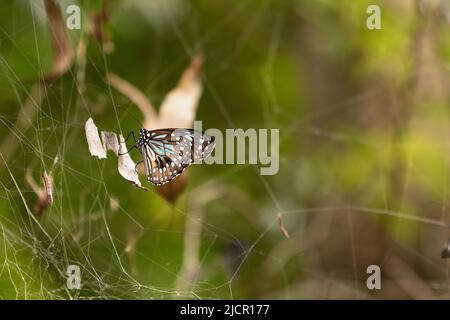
[1,0,450,299]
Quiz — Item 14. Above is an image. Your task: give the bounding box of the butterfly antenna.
[114,106,143,156]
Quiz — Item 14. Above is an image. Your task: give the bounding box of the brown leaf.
[26,170,54,217]
[42,171,54,205]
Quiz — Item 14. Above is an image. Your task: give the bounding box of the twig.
[277,213,290,239]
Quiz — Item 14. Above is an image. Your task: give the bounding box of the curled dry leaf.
[101,131,120,154]
[85,118,107,159]
[42,171,54,205]
[117,134,147,190]
[85,117,146,190]
[26,170,54,217]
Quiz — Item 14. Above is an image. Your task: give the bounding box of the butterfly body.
[136,128,215,186]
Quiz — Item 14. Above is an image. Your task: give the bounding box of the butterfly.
[125,128,215,186]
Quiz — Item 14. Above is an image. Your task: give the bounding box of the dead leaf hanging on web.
[25,169,54,217]
[85,118,107,159]
[85,117,146,190]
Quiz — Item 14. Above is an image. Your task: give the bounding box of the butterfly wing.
[140,128,215,186]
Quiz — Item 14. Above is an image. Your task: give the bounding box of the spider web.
[0,0,450,300]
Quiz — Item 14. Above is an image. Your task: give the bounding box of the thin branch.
[277,213,290,239]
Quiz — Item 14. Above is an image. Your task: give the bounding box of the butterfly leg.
[124,131,137,144]
[118,144,136,156]
[118,131,138,156]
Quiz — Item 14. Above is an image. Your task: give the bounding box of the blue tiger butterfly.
[124,128,215,186]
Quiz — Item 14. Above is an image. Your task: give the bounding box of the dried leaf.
[85,118,146,190]
[26,170,54,217]
[117,134,146,190]
[85,118,107,159]
[101,131,120,154]
[42,171,54,205]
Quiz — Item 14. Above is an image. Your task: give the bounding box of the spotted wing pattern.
[137,128,215,186]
